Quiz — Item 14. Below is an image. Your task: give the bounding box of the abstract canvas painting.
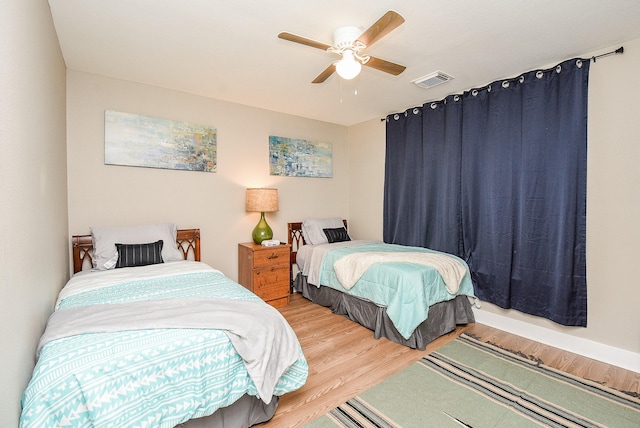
[105,110,217,172]
[269,135,332,177]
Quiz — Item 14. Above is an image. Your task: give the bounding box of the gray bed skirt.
[294,273,475,351]
[179,394,278,428]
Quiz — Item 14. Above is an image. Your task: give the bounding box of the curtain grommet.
[393,113,399,120]
[576,59,583,68]
[430,103,437,110]
[502,81,509,88]
[413,108,420,114]
[556,65,562,73]
[472,89,478,97]
[519,76,525,83]
[536,71,544,79]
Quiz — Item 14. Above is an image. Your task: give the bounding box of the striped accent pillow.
[115,240,164,268]
[323,227,351,243]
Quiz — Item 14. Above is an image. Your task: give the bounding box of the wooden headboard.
[287,220,347,269]
[72,228,201,274]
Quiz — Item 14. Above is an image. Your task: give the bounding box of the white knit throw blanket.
[334,251,466,294]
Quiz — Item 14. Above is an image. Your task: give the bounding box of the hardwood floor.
[261,293,640,427]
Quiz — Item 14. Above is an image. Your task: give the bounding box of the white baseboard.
[472,308,640,373]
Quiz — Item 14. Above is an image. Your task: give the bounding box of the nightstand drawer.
[253,265,289,296]
[252,245,289,267]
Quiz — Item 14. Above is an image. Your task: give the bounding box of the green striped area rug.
[305,333,640,427]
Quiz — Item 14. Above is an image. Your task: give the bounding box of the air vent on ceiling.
[411,71,453,89]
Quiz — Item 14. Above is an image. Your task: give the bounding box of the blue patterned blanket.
[20,261,308,427]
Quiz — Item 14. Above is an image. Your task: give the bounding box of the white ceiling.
[48,0,640,126]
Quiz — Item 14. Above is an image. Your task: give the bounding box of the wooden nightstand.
[238,242,291,308]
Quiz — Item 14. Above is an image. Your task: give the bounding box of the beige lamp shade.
[245,188,279,213]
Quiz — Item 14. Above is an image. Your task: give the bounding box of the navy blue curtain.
[422,96,464,256]
[383,107,426,247]
[384,58,589,326]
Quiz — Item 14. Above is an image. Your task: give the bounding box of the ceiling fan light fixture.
[335,50,362,80]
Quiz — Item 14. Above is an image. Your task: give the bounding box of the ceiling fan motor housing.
[333,26,364,49]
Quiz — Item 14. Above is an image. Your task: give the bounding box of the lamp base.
[252,212,273,244]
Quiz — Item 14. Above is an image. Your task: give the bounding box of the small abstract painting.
[269,136,333,177]
[105,110,217,172]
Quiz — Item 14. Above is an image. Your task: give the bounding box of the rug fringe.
[459,332,639,399]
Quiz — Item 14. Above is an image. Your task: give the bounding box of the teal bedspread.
[20,262,308,427]
[319,243,475,339]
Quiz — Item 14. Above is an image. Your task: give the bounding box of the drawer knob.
[267,253,279,259]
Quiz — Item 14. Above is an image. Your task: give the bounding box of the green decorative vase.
[252,212,273,244]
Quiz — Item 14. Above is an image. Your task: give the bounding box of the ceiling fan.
[278,10,406,83]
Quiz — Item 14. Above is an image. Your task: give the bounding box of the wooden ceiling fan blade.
[312,64,336,83]
[278,32,332,51]
[365,56,406,76]
[356,10,405,48]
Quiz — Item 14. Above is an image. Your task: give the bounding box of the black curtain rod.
[381,46,625,122]
[592,46,624,62]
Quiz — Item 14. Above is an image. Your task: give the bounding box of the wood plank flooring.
[261,293,640,427]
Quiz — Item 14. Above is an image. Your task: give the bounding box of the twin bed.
[20,225,308,428]
[288,219,476,351]
[21,219,476,427]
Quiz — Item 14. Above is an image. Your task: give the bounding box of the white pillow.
[301,217,345,245]
[90,223,184,270]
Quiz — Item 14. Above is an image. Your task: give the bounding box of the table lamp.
[245,188,279,244]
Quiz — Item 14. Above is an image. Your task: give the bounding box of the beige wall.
[0,0,68,425]
[347,118,386,241]
[585,39,640,352]
[348,39,640,360]
[66,71,349,279]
